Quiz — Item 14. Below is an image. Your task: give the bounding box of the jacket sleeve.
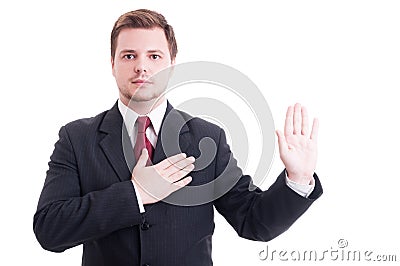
[33,126,142,252]
[213,128,323,242]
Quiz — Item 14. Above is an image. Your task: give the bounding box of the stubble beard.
[121,83,166,105]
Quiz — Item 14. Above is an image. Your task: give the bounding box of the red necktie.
[133,116,154,166]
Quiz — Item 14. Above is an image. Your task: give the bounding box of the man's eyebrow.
[119,49,165,55]
[119,49,136,54]
[147,49,165,55]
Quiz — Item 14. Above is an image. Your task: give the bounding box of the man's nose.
[134,59,147,73]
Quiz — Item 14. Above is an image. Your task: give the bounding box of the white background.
[1,0,399,265]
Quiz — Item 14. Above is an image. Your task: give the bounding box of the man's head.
[111,9,177,111]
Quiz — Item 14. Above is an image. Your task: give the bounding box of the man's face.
[112,27,174,106]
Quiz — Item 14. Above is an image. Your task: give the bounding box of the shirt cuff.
[131,180,145,213]
[285,171,315,198]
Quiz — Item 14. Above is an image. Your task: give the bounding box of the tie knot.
[136,116,151,133]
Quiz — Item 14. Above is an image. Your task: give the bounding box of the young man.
[34,9,322,266]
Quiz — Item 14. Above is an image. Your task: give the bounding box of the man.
[34,9,322,266]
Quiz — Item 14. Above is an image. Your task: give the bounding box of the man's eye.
[151,55,161,60]
[124,54,135,60]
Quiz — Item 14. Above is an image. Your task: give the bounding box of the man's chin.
[128,93,164,104]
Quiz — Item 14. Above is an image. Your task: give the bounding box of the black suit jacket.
[34,101,322,266]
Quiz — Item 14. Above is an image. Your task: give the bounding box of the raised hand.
[276,103,319,185]
[131,149,195,204]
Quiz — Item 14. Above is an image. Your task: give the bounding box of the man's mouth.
[132,79,152,84]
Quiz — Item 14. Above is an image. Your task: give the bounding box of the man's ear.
[169,59,176,76]
[111,56,115,77]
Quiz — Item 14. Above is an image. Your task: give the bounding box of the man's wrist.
[286,171,314,185]
[284,170,315,198]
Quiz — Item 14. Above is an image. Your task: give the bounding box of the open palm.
[276,103,319,185]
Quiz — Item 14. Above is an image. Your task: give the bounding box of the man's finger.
[171,176,192,191]
[166,164,195,183]
[310,118,319,141]
[284,106,294,136]
[293,103,302,134]
[276,130,288,155]
[156,153,187,169]
[163,156,195,177]
[301,106,309,136]
[136,149,149,168]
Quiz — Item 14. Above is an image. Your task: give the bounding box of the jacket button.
[141,222,150,230]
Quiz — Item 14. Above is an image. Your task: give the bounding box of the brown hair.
[111,9,178,60]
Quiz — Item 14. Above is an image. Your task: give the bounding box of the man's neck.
[120,96,166,115]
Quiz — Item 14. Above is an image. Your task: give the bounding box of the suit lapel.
[148,102,192,213]
[153,102,191,165]
[99,102,134,182]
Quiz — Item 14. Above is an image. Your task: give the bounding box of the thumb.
[136,148,149,167]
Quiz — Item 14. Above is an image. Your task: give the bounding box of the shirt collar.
[117,99,167,137]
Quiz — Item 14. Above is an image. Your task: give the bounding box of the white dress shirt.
[118,99,167,213]
[117,99,314,213]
